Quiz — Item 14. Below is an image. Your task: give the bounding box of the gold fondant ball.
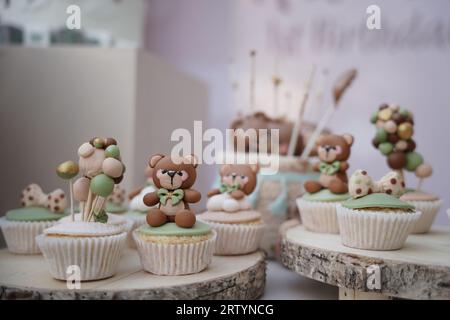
[378,108,393,121]
[398,123,414,140]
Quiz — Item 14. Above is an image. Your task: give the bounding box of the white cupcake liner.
[336,205,421,251]
[36,232,127,281]
[199,220,265,255]
[405,200,442,234]
[133,230,216,276]
[0,218,58,254]
[297,199,340,234]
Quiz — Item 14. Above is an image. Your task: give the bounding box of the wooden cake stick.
[300,69,357,161]
[249,50,256,113]
[287,65,316,156]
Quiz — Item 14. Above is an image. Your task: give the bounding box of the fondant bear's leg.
[206,194,226,211]
[223,198,240,212]
[147,208,167,227]
[304,180,323,194]
[329,179,348,194]
[175,209,196,228]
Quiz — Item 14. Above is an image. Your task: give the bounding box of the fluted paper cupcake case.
[36,232,127,281]
[336,205,421,251]
[199,220,265,255]
[0,218,58,254]
[404,200,442,234]
[133,230,216,276]
[297,199,340,234]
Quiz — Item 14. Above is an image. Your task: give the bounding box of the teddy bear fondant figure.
[206,164,259,213]
[304,134,354,194]
[143,154,201,228]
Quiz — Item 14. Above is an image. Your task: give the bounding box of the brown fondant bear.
[143,154,201,228]
[206,164,258,212]
[304,134,354,194]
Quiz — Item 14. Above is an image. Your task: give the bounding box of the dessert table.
[0,249,265,300]
[281,223,450,300]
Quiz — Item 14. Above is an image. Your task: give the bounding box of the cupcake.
[0,184,67,254]
[337,170,421,250]
[400,191,442,234]
[198,163,265,255]
[299,133,354,233]
[134,154,215,275]
[38,137,128,280]
[37,221,127,281]
[133,222,216,275]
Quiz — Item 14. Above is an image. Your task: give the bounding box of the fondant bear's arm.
[128,187,143,200]
[184,189,201,204]
[339,161,349,172]
[207,188,221,198]
[143,191,159,207]
[312,162,320,172]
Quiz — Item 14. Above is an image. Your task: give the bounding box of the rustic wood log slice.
[0,249,266,300]
[280,225,450,300]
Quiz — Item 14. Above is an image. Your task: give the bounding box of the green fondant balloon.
[370,111,379,124]
[378,142,394,155]
[105,145,121,159]
[399,108,410,118]
[376,128,388,143]
[406,152,423,171]
[90,174,115,197]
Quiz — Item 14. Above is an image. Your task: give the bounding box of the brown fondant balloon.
[104,138,117,147]
[406,139,416,152]
[113,175,124,184]
[391,112,405,124]
[387,152,407,170]
[387,134,399,144]
[372,137,380,148]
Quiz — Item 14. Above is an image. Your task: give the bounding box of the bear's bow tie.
[319,161,341,175]
[157,188,185,206]
[219,183,241,194]
[349,170,405,198]
[21,183,67,213]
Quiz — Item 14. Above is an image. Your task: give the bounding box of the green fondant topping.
[302,189,350,202]
[124,210,147,218]
[105,202,127,213]
[342,193,415,210]
[6,207,66,222]
[139,222,212,237]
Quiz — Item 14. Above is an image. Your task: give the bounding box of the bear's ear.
[183,154,198,168]
[342,134,354,146]
[249,163,259,174]
[149,154,165,168]
[316,135,326,146]
[220,164,232,176]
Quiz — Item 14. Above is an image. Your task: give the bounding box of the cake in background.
[370,104,441,233]
[0,183,67,254]
[37,137,128,281]
[225,51,358,257]
[198,164,265,255]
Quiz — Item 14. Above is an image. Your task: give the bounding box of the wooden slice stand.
[0,249,266,300]
[280,223,450,300]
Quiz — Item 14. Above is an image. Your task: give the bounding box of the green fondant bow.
[319,161,341,175]
[219,183,241,194]
[157,188,184,206]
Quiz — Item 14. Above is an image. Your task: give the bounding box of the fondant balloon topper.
[371,104,432,190]
[57,137,125,223]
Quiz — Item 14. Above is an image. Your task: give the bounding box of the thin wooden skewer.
[287,65,316,156]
